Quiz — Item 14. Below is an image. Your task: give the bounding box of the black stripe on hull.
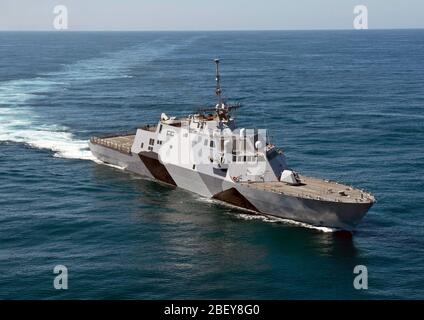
[138,152,177,186]
[213,187,259,212]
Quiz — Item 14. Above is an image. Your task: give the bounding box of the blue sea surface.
[0,30,423,299]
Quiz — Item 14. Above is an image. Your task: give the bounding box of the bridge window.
[210,140,215,148]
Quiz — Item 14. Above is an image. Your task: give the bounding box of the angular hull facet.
[89,142,373,231]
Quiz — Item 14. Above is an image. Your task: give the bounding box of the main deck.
[90,134,135,154]
[241,176,375,204]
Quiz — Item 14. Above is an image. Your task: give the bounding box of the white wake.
[0,109,94,160]
[0,38,195,160]
[194,195,338,233]
[0,81,94,160]
[234,213,337,233]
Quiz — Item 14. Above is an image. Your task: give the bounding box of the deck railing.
[90,136,132,154]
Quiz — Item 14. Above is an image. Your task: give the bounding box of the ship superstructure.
[89,60,375,231]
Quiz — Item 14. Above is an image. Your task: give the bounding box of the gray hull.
[235,183,372,230]
[89,142,371,231]
[89,141,153,178]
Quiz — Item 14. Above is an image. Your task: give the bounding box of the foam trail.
[0,106,94,160]
[0,76,94,159]
[0,38,197,160]
[194,195,337,233]
[92,158,126,170]
[234,213,337,233]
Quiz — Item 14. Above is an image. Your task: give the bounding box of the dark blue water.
[1,31,423,299]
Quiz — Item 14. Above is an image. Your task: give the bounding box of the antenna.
[214,59,223,106]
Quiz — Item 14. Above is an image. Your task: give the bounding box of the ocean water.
[0,30,423,299]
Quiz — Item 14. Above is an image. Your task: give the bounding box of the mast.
[211,58,240,124]
[214,59,223,107]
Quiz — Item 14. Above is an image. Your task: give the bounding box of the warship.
[89,59,375,231]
